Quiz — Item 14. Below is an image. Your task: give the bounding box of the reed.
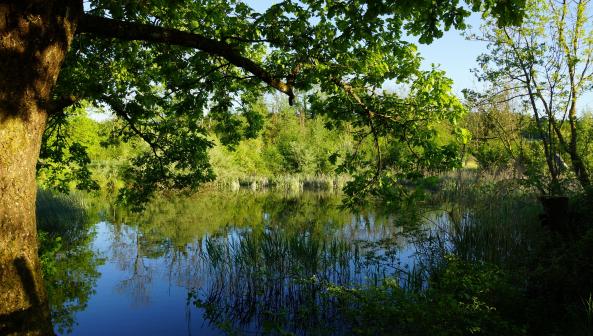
[207,174,350,192]
[435,173,542,268]
[36,188,89,246]
[194,219,402,334]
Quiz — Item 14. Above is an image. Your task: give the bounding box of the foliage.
[463,93,522,174]
[320,69,469,207]
[43,0,526,208]
[38,106,100,193]
[209,97,351,181]
[44,101,354,195]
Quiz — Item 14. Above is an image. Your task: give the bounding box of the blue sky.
[247,0,489,94]
[412,14,488,94]
[246,1,593,112]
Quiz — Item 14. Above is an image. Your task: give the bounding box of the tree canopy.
[38,0,527,206]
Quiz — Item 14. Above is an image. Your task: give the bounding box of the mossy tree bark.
[0,2,79,335]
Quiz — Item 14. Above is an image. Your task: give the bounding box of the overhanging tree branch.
[77,14,294,102]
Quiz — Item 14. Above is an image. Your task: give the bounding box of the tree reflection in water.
[113,228,153,307]
[40,192,428,335]
[36,191,104,334]
[103,191,413,335]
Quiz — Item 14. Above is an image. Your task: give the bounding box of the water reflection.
[49,191,431,335]
[36,190,104,335]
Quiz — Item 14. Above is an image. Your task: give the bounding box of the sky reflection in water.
[53,191,446,335]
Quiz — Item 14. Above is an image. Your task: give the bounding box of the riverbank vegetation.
[37,97,357,195]
[321,0,593,333]
[36,190,103,334]
[329,175,593,336]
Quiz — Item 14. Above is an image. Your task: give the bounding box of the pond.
[42,190,453,335]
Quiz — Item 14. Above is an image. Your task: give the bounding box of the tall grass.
[36,189,104,334]
[36,189,89,246]
[196,230,347,334]
[188,216,404,335]
[415,170,544,272]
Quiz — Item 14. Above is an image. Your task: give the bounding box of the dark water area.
[44,191,448,335]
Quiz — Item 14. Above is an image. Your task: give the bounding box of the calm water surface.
[47,191,448,335]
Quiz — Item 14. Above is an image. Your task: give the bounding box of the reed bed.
[186,220,405,335]
[209,174,350,192]
[411,169,545,281]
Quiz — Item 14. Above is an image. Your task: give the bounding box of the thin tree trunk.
[555,0,592,194]
[0,2,79,335]
[503,27,561,193]
[568,94,591,192]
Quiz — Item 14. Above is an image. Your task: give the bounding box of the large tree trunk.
[0,2,79,335]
